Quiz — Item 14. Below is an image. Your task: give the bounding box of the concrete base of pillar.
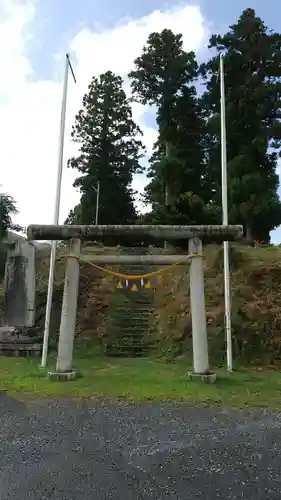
[187,372,217,383]
[47,371,77,381]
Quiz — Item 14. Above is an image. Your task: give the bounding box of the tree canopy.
[0,192,20,240]
[200,8,281,241]
[0,191,20,278]
[129,29,211,224]
[66,10,281,243]
[66,71,145,225]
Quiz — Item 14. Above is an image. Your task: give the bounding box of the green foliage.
[0,192,20,279]
[67,70,145,225]
[129,29,211,225]
[64,204,82,224]
[66,12,281,239]
[129,29,197,108]
[0,193,19,239]
[200,8,281,241]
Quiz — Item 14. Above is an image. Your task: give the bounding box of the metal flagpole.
[41,53,76,368]
[220,54,233,372]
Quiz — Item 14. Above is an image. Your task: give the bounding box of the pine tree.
[129,29,210,223]
[64,204,81,224]
[67,71,145,225]
[200,8,281,241]
[0,192,20,240]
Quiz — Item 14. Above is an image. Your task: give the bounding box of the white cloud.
[0,0,208,227]
[0,0,33,94]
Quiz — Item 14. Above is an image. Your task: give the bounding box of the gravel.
[1,392,281,499]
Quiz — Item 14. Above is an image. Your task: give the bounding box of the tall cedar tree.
[201,8,281,241]
[66,71,145,225]
[129,29,210,224]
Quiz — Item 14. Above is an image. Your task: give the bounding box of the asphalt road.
[1,392,281,499]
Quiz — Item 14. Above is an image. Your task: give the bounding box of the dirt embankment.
[3,243,281,364]
[153,244,281,364]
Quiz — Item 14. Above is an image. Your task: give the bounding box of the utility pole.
[95,181,100,225]
[164,142,170,249]
[41,53,77,368]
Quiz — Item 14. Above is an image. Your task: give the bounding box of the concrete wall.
[3,239,36,327]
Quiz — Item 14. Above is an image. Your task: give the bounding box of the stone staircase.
[104,248,154,357]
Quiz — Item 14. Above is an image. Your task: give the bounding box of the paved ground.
[1,393,281,499]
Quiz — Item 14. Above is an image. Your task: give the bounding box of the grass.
[0,242,279,408]
[0,346,281,409]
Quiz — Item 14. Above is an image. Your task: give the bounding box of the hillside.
[31,242,281,366]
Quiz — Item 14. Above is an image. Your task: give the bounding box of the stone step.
[105,251,154,357]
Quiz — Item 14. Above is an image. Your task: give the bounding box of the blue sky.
[1,0,281,241]
[29,0,281,80]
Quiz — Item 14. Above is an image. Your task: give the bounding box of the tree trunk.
[246,226,254,241]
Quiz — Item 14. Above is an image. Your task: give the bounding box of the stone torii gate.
[27,224,243,381]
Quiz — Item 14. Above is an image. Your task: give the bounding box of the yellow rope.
[68,253,202,280]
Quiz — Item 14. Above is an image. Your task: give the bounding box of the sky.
[1,0,281,242]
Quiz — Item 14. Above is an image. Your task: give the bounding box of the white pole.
[220,54,233,372]
[164,142,170,249]
[95,181,100,225]
[41,54,76,368]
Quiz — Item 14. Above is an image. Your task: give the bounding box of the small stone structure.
[4,236,36,326]
[0,326,41,357]
[0,234,41,357]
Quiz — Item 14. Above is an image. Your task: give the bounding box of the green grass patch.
[0,349,281,408]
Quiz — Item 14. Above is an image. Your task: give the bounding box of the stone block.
[187,372,217,383]
[47,371,77,381]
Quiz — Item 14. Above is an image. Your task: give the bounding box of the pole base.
[47,371,77,381]
[187,372,217,384]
